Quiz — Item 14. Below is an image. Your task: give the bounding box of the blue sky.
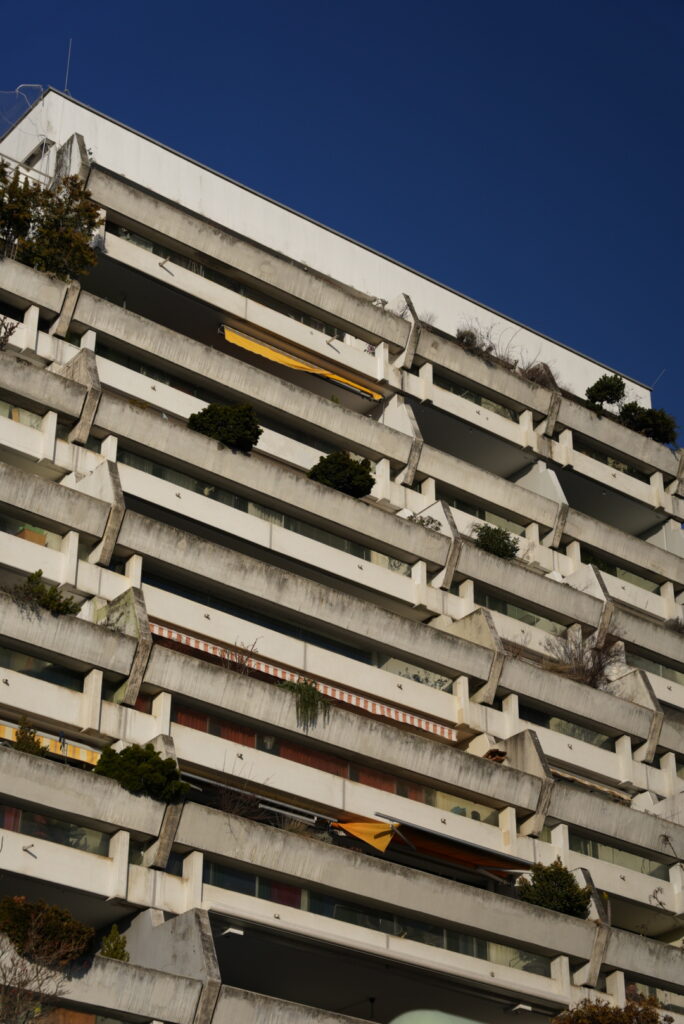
[2,0,682,434]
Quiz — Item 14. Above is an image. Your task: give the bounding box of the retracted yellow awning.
[331,821,398,852]
[223,327,382,401]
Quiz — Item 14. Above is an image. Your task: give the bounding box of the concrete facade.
[0,91,683,1024]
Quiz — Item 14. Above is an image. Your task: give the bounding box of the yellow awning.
[222,327,382,401]
[332,820,398,852]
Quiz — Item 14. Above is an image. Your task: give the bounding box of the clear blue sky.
[2,0,682,434]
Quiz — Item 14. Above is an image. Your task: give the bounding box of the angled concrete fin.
[98,587,152,707]
[542,390,562,437]
[572,922,611,988]
[392,293,421,371]
[382,394,424,487]
[506,730,554,837]
[429,501,463,590]
[63,457,126,565]
[602,668,663,763]
[49,279,82,339]
[142,797,184,871]
[53,346,101,443]
[448,608,503,705]
[122,908,221,1024]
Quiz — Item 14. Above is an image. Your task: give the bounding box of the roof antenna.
[64,38,73,94]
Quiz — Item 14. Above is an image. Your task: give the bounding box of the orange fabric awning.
[222,327,382,401]
[331,821,398,852]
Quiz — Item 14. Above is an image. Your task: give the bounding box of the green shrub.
[187,402,262,453]
[585,373,625,410]
[93,743,190,803]
[0,163,101,280]
[0,895,93,966]
[618,402,678,445]
[473,523,519,559]
[13,717,48,757]
[99,923,129,962]
[9,570,78,617]
[308,451,375,497]
[517,858,591,918]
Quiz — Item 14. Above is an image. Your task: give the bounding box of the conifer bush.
[308,450,375,497]
[8,570,79,617]
[618,402,678,445]
[585,373,626,410]
[187,402,262,453]
[517,858,591,918]
[99,923,129,962]
[473,522,520,559]
[93,743,190,803]
[13,718,48,757]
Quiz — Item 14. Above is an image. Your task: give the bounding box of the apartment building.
[0,88,683,1024]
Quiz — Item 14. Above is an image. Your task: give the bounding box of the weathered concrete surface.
[0,746,164,836]
[499,656,656,744]
[603,926,684,994]
[558,397,679,480]
[0,256,66,315]
[0,590,136,676]
[0,460,109,541]
[179,806,593,961]
[53,345,102,444]
[212,985,381,1024]
[60,954,203,1023]
[565,508,684,588]
[547,779,684,854]
[147,643,541,812]
[124,908,221,1023]
[90,388,446,567]
[0,350,85,418]
[87,168,412,348]
[118,509,492,681]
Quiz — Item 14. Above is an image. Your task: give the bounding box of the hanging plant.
[280,678,331,733]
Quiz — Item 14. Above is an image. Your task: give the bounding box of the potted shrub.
[473,523,519,559]
[187,402,262,453]
[585,373,626,411]
[93,743,189,803]
[517,858,591,918]
[618,402,677,445]
[308,451,375,497]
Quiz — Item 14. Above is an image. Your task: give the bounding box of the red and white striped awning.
[149,622,458,743]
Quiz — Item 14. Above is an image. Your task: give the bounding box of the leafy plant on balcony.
[187,402,262,453]
[93,743,190,803]
[0,895,94,1023]
[585,373,626,411]
[280,678,331,733]
[0,162,102,280]
[308,450,375,497]
[405,512,442,532]
[473,522,519,559]
[553,996,673,1024]
[13,718,48,757]
[618,402,678,446]
[6,570,79,618]
[99,923,129,962]
[517,858,591,918]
